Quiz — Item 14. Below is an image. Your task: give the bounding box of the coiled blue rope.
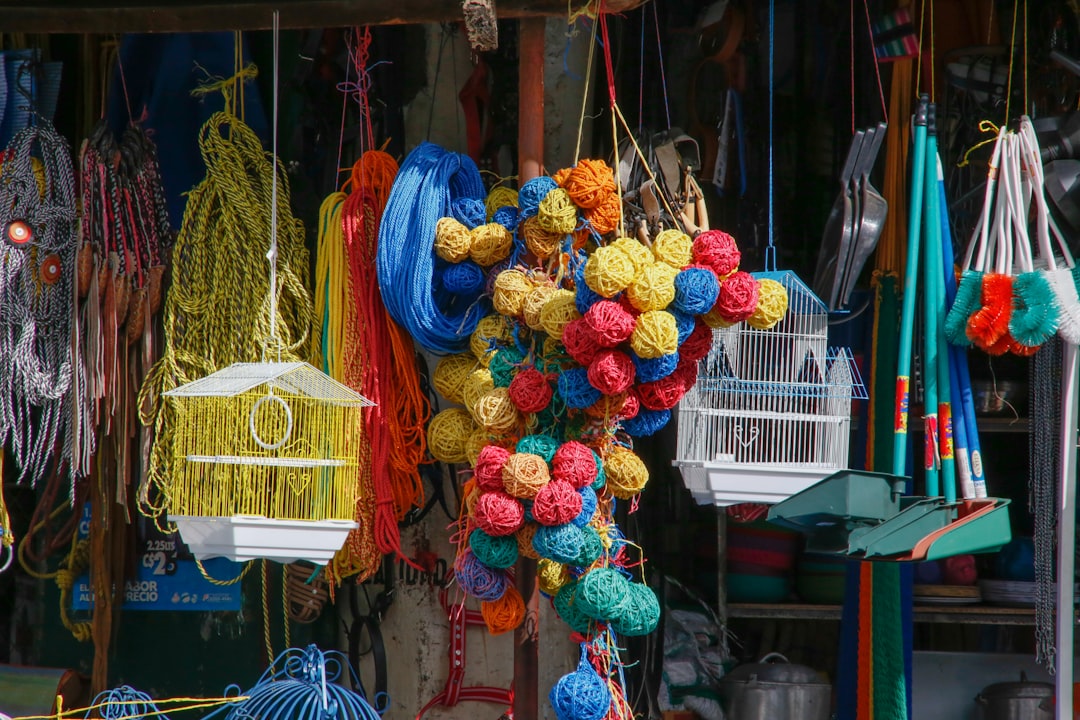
[377,142,487,354]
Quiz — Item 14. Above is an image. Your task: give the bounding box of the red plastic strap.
[459,60,492,164]
[598,5,617,107]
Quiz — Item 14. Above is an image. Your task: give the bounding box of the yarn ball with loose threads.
[714,270,760,324]
[609,582,661,637]
[475,386,521,433]
[519,175,559,218]
[538,559,572,596]
[611,236,653,273]
[576,525,604,567]
[672,310,696,344]
[630,310,680,359]
[553,441,599,489]
[485,185,519,218]
[509,368,553,413]
[584,246,636,298]
[587,350,636,396]
[603,447,649,499]
[516,433,561,463]
[455,549,509,601]
[488,347,525,388]
[563,158,616,209]
[584,190,621,235]
[572,487,598,528]
[747,278,789,329]
[470,314,511,363]
[638,374,688,411]
[481,583,525,635]
[626,262,678,312]
[434,216,473,263]
[532,479,585,526]
[632,351,679,383]
[549,659,612,720]
[463,369,496,419]
[442,260,486,296]
[532,523,586,564]
[474,443,512,491]
[492,205,520,231]
[516,522,541,559]
[553,582,593,634]
[492,269,534,318]
[622,407,672,437]
[562,318,604,366]
[575,566,632,621]
[673,266,721,315]
[522,215,565,260]
[470,528,519,569]
[652,229,693,269]
[433,353,477,405]
[558,367,603,409]
[680,319,714,364]
[538,187,580,235]
[540,289,582,341]
[469,223,514,266]
[574,262,607,314]
[451,196,488,230]
[427,408,477,464]
[692,229,741,278]
[502,452,551,499]
[473,490,526,537]
[523,284,557,330]
[584,300,636,347]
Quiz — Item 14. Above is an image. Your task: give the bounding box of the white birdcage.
[675,271,866,506]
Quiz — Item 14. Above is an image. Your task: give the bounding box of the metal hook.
[0,543,13,573]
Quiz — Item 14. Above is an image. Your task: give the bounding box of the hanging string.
[652,2,671,131]
[1023,0,1028,116]
[929,0,935,102]
[574,18,598,165]
[850,0,855,135]
[638,13,645,131]
[1004,0,1019,124]
[267,10,280,356]
[862,0,889,123]
[766,0,776,270]
[914,0,925,99]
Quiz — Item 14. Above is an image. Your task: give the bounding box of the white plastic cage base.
[170,515,357,565]
[675,461,838,507]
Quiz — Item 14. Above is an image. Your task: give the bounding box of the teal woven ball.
[575,525,603,567]
[575,567,631,621]
[553,581,593,634]
[489,347,526,388]
[608,582,660,636]
[533,523,586,564]
[470,529,519,569]
[517,433,561,463]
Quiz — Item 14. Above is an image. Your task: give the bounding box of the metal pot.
[975,672,1054,720]
[718,652,832,720]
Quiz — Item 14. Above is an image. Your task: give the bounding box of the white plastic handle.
[249,392,294,451]
[965,126,1008,273]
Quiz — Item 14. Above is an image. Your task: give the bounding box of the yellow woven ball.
[538,559,571,595]
[434,217,472,263]
[521,216,563,260]
[427,408,477,464]
[604,447,649,500]
[502,452,551,499]
[626,261,678,312]
[433,353,477,405]
[746,278,789,330]
[537,187,579,235]
[464,481,482,517]
[517,523,540,559]
[539,289,582,341]
[584,245,636,298]
[475,386,521,433]
[611,236,653,273]
[702,307,736,329]
[471,314,512,363]
[652,229,693,269]
[486,186,519,219]
[492,269,534,318]
[630,310,680,359]
[523,285,557,330]
[465,428,493,467]
[470,223,514,266]
[463,368,496,420]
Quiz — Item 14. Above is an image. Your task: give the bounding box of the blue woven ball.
[523,500,535,524]
[622,407,671,437]
[549,656,612,720]
[673,266,720,315]
[572,487,598,527]
[493,205,520,230]
[574,262,606,314]
[631,352,679,383]
[517,434,561,463]
[519,176,559,218]
[575,525,603,567]
[455,550,509,601]
[672,310,696,344]
[533,523,586,564]
[469,529,519,569]
[451,197,488,230]
[558,367,602,409]
[442,260,486,296]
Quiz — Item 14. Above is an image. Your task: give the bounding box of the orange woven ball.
[481,583,525,634]
[563,158,617,210]
[502,452,551,499]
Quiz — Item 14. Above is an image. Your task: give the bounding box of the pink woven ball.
[692,230,741,278]
[637,374,688,411]
[474,444,512,491]
[531,479,584,526]
[680,319,714,364]
[508,367,552,413]
[562,317,603,366]
[473,490,526,536]
[621,389,641,419]
[584,300,636,348]
[587,349,635,396]
[714,270,759,324]
[552,441,599,489]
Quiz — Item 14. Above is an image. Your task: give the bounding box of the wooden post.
[514,16,544,720]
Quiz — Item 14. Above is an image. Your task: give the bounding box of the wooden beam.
[0,0,645,34]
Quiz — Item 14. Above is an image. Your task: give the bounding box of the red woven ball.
[586,392,627,419]
[713,270,759,324]
[587,349,635,396]
[475,444,512,491]
[508,367,552,413]
[552,441,598,489]
[562,318,603,366]
[473,490,526,536]
[584,300,636,347]
[617,293,642,318]
[692,229,741,278]
[531,479,584,526]
[674,357,699,391]
[680,319,714,364]
[621,389,641,420]
[638,374,688,411]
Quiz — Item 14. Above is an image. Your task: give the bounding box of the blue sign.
[72,504,242,612]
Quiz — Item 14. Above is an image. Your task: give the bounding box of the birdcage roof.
[753,269,827,316]
[162,362,374,406]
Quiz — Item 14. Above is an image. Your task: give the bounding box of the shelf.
[726,602,1078,626]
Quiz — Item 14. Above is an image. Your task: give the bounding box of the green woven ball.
[489,347,526,388]
[589,451,606,491]
[553,581,593,634]
[469,529,519,569]
[516,433,561,463]
[575,567,631,622]
[608,582,660,636]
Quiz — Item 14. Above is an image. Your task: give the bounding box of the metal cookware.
[975,672,1054,720]
[717,652,831,720]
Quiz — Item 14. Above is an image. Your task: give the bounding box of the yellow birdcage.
[162,361,373,565]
